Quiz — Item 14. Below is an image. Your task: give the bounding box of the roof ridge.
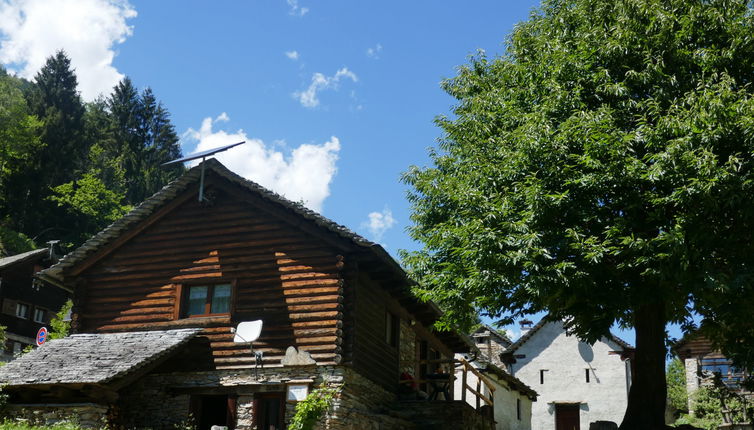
[39,159,376,283]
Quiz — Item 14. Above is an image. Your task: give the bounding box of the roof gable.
[40,159,376,284]
[505,317,632,355]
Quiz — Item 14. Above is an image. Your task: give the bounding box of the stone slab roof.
[504,317,633,355]
[0,329,201,387]
[0,249,48,271]
[38,159,374,284]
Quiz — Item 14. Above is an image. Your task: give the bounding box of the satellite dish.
[162,141,246,202]
[233,320,263,343]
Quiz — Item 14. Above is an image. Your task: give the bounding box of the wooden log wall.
[76,184,344,368]
[346,273,457,391]
[349,273,399,390]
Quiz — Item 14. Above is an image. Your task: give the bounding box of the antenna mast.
[162,141,246,201]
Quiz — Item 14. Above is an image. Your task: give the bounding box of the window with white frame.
[33,308,47,323]
[15,303,30,319]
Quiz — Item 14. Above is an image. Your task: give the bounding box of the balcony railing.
[399,357,496,414]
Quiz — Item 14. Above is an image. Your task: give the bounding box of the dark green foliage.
[289,384,340,430]
[403,0,754,427]
[667,358,689,416]
[675,385,750,429]
[0,52,183,251]
[49,300,72,340]
[107,79,184,205]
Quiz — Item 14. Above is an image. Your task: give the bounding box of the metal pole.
[199,157,206,202]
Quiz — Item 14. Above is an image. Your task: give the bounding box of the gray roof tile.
[0,329,201,387]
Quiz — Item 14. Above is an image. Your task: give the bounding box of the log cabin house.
[0,247,70,360]
[0,159,507,430]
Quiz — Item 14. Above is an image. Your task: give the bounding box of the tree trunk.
[619,301,668,430]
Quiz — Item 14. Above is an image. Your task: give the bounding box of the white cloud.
[182,113,340,213]
[504,328,521,341]
[286,0,308,16]
[366,43,382,59]
[294,67,358,108]
[361,207,396,242]
[285,50,299,61]
[0,0,137,101]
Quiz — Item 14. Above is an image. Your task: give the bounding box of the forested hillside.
[0,51,184,256]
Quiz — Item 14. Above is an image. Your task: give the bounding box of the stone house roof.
[0,329,201,386]
[476,358,538,400]
[504,317,633,356]
[0,248,48,271]
[471,324,512,348]
[38,159,375,285]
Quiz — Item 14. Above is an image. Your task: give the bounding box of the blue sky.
[0,0,683,346]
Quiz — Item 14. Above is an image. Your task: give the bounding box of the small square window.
[33,308,47,324]
[16,303,30,319]
[183,284,232,317]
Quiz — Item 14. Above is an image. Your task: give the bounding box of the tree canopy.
[403,1,754,428]
[0,51,184,253]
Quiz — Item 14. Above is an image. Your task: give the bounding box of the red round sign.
[36,327,48,346]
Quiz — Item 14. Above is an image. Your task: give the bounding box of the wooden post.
[461,361,467,403]
[476,377,481,409]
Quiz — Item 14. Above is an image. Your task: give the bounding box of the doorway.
[555,403,580,430]
[190,394,236,430]
[255,393,285,430]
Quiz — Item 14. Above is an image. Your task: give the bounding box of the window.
[516,398,521,420]
[385,311,399,347]
[183,283,232,317]
[585,368,590,383]
[33,308,47,323]
[15,303,30,319]
[540,369,547,384]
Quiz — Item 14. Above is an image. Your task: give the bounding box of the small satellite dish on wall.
[233,320,263,343]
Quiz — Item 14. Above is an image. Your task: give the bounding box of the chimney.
[519,319,533,335]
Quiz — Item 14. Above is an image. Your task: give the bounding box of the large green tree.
[403,1,754,428]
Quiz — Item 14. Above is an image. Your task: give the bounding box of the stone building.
[500,318,633,430]
[674,331,752,414]
[0,160,493,430]
[470,324,512,368]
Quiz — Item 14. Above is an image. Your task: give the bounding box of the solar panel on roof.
[162,141,245,165]
[161,141,246,202]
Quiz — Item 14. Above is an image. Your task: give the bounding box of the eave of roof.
[0,248,48,271]
[0,329,201,387]
[478,360,538,400]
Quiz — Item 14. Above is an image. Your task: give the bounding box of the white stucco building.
[501,319,633,430]
[454,353,538,430]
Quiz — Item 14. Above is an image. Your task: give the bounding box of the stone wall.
[684,358,700,414]
[116,364,404,430]
[4,403,109,428]
[399,319,417,374]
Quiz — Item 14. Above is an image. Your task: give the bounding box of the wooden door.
[254,393,285,430]
[555,404,580,430]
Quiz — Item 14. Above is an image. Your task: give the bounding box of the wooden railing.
[457,357,496,411]
[399,357,496,414]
